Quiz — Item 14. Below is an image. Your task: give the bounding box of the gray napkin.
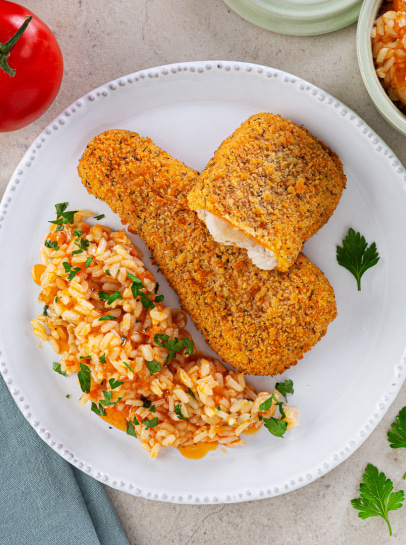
[0,374,130,545]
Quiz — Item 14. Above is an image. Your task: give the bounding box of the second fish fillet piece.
[78,129,337,376]
[188,113,346,272]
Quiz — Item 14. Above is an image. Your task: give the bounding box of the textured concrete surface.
[2,1,406,543]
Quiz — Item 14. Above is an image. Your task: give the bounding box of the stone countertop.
[1,1,406,543]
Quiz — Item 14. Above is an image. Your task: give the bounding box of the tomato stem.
[0,16,33,77]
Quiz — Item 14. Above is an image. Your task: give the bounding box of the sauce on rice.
[31,208,299,458]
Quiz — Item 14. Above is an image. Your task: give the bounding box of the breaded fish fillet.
[188,113,346,272]
[78,129,337,376]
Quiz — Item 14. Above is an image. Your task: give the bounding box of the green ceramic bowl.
[357,0,406,134]
[224,0,363,36]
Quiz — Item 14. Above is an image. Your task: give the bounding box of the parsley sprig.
[73,237,90,255]
[99,390,122,407]
[53,362,66,377]
[258,393,288,438]
[78,363,91,393]
[49,202,78,228]
[175,404,190,422]
[351,463,404,536]
[45,239,59,251]
[388,407,406,451]
[62,262,81,281]
[127,272,155,311]
[126,419,138,437]
[153,334,194,362]
[91,402,106,417]
[145,360,161,375]
[144,417,159,429]
[275,379,294,400]
[336,228,380,291]
[98,290,123,305]
[263,417,287,438]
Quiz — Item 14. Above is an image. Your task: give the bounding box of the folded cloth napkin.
[0,374,130,545]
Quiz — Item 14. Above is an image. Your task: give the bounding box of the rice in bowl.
[31,206,299,458]
[371,2,406,110]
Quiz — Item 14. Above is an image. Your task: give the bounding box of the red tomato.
[0,1,63,132]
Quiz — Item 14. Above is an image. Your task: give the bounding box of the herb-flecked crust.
[77,129,337,376]
[187,113,347,272]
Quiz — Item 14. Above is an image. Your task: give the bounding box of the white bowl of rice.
[357,0,406,134]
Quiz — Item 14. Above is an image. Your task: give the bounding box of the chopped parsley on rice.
[31,205,298,458]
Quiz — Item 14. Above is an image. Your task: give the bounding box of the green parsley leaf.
[133,416,140,426]
[98,290,123,305]
[100,391,113,406]
[141,396,151,408]
[80,355,92,360]
[105,269,111,276]
[263,417,288,438]
[127,271,142,284]
[55,202,68,216]
[127,272,155,311]
[154,334,169,347]
[259,394,287,419]
[149,405,156,413]
[145,360,161,375]
[99,291,110,301]
[275,379,294,400]
[99,353,106,364]
[216,406,221,411]
[91,402,106,416]
[53,362,66,376]
[126,420,137,437]
[188,387,196,399]
[43,305,49,316]
[155,294,164,303]
[49,205,78,226]
[45,239,59,251]
[123,361,133,373]
[74,237,90,253]
[141,294,155,311]
[144,417,159,429]
[336,228,380,291]
[85,257,93,267]
[163,337,184,363]
[388,407,406,449]
[73,229,83,238]
[109,378,124,390]
[175,404,189,421]
[94,214,105,220]
[259,395,276,412]
[99,390,122,407]
[351,463,405,536]
[66,394,70,399]
[121,336,127,345]
[181,338,194,356]
[62,262,81,281]
[98,315,117,321]
[78,363,91,393]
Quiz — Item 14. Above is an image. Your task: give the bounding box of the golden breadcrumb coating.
[78,129,337,376]
[187,113,346,272]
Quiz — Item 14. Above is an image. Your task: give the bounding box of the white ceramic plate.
[223,0,363,36]
[1,61,406,504]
